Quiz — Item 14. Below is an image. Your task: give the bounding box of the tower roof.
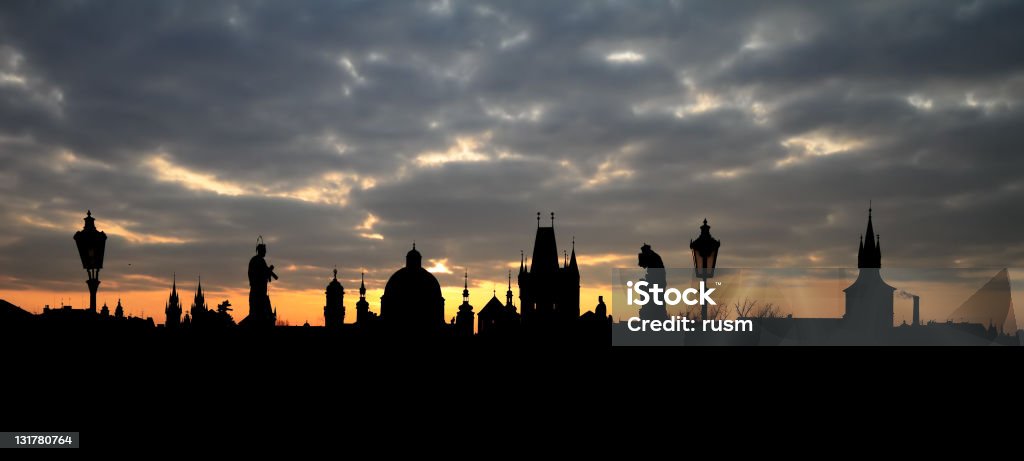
[568,236,579,275]
[327,267,344,293]
[857,204,882,268]
[531,227,559,273]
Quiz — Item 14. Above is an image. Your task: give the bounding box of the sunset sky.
[1,1,1023,326]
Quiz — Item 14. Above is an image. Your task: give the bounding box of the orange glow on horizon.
[2,281,615,328]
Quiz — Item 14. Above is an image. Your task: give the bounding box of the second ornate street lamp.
[689,218,720,320]
[73,210,107,313]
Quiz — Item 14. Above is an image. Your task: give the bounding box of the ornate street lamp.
[73,210,106,313]
[689,218,720,320]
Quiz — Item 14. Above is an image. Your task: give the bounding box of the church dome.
[381,243,444,331]
[383,266,442,300]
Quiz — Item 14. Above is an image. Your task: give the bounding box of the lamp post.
[74,210,107,313]
[689,218,720,320]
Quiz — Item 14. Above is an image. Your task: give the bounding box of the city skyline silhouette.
[0,206,1019,346]
[1,2,1023,344]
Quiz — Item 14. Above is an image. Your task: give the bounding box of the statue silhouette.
[242,236,278,328]
[638,243,668,321]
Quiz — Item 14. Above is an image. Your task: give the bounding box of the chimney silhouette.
[912,295,920,326]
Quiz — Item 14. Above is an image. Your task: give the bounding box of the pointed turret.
[569,236,579,278]
[857,204,882,268]
[191,275,208,322]
[165,273,183,329]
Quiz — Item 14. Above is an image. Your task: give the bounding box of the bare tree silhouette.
[734,298,783,319]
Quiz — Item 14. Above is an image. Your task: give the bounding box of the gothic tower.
[519,212,580,331]
[191,276,208,324]
[165,273,182,329]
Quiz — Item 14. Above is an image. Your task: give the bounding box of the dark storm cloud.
[1,0,1024,302]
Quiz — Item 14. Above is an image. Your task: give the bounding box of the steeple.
[356,270,371,325]
[857,203,882,268]
[194,275,205,305]
[506,270,514,308]
[455,270,474,337]
[191,274,208,319]
[569,236,579,276]
[165,273,182,328]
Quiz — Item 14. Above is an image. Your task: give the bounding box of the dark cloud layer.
[2,0,1024,300]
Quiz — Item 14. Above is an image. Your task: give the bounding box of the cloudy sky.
[1,0,1023,325]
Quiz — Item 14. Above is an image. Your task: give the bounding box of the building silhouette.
[190,276,208,323]
[478,270,521,338]
[3,207,1020,347]
[381,244,444,334]
[519,212,580,331]
[355,272,377,327]
[165,274,182,329]
[324,268,345,330]
[843,205,895,334]
[455,272,474,338]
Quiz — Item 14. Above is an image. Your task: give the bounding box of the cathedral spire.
[462,271,470,303]
[359,271,366,297]
[569,236,579,275]
[857,203,882,268]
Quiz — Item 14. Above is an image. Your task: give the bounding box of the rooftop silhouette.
[0,207,1017,347]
